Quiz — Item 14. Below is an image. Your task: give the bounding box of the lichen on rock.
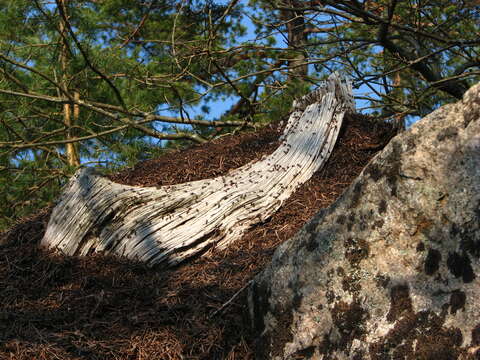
[249,82,480,359]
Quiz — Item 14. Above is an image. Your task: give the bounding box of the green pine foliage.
[0,0,247,230]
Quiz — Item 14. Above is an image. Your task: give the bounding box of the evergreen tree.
[0,0,249,229]
[250,0,480,123]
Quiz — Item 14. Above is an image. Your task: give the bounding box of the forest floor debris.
[0,114,392,359]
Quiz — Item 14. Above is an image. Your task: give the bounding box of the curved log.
[40,73,354,267]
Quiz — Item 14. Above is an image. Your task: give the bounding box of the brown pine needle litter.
[0,114,393,360]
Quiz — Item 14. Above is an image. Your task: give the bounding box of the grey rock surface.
[249,82,480,359]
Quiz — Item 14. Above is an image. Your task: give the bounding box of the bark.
[40,73,354,267]
[280,1,308,80]
[59,0,80,167]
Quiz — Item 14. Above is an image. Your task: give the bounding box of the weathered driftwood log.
[41,73,354,267]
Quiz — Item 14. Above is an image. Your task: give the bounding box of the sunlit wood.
[41,73,354,267]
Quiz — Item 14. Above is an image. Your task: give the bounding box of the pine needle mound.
[0,79,393,360]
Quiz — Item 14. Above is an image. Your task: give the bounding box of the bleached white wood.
[41,73,354,267]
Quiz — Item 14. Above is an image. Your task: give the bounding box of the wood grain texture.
[41,73,354,267]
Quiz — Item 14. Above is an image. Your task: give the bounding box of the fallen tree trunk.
[40,73,354,267]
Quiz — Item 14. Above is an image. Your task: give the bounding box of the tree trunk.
[40,73,354,267]
[59,0,80,167]
[281,0,308,80]
[392,71,405,131]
